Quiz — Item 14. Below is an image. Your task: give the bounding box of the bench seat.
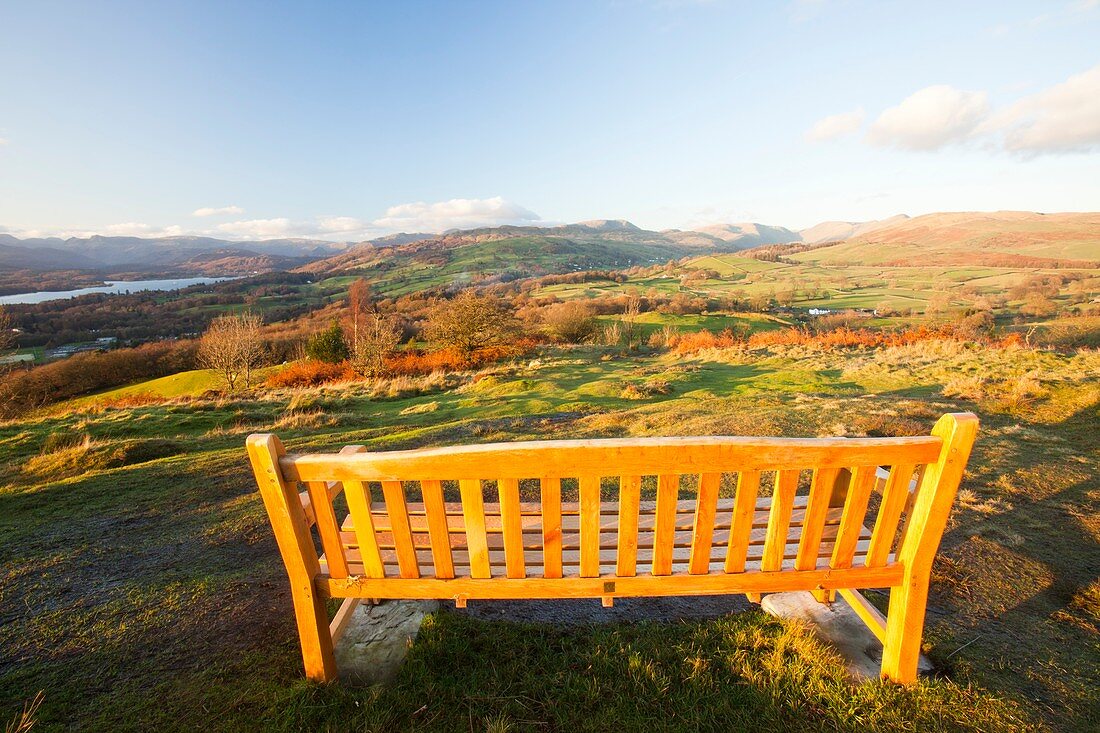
[322,497,875,577]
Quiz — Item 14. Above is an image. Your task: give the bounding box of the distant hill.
[0,233,349,273]
[791,211,1100,267]
[296,219,776,290]
[0,237,99,269]
[684,223,800,247]
[798,215,910,244]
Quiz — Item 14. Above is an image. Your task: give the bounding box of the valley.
[0,210,1097,731]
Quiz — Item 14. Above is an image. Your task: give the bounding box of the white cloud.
[805,107,865,142]
[866,85,989,151]
[213,216,383,241]
[215,218,296,239]
[103,222,186,237]
[0,138,8,146]
[193,205,244,217]
[317,216,370,234]
[6,197,544,243]
[982,64,1100,155]
[370,196,542,232]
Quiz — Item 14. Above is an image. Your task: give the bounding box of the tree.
[424,290,520,354]
[1021,292,1057,317]
[749,291,772,312]
[198,312,265,392]
[347,278,373,345]
[306,322,350,363]
[926,292,952,315]
[542,301,597,343]
[0,307,15,352]
[351,312,401,376]
[620,296,642,349]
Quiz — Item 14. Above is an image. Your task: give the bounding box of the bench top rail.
[278,435,944,483]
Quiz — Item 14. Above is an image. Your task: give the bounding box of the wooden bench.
[248,412,977,685]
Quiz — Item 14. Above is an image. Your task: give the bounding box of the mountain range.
[0,234,350,274]
[1,211,1096,276]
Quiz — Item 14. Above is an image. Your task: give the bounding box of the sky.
[1,0,1099,242]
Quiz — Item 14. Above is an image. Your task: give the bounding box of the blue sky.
[1,0,1098,241]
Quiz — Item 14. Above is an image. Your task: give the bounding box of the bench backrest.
[248,413,977,596]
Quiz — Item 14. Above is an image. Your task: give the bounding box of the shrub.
[542,301,597,343]
[305,322,350,363]
[668,328,744,354]
[265,360,357,388]
[385,349,472,376]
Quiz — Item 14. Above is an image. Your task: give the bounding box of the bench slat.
[541,477,563,579]
[353,521,865,561]
[499,478,526,579]
[831,465,878,569]
[652,474,680,576]
[616,475,641,577]
[347,503,852,548]
[580,476,601,578]
[689,473,721,575]
[795,467,838,572]
[342,480,385,578]
[866,463,916,568]
[763,469,800,572]
[306,481,349,579]
[459,479,491,579]
[381,480,420,579]
[421,479,454,579]
[725,470,760,573]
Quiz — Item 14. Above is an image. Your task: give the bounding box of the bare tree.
[0,307,15,352]
[351,312,401,376]
[620,296,642,349]
[198,312,265,391]
[425,290,520,354]
[347,278,373,345]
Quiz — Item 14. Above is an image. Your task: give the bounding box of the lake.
[0,277,238,305]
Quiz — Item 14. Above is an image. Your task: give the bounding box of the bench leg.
[880,573,928,684]
[290,581,338,683]
[811,589,836,604]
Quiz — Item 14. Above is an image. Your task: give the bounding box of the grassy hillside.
[792,211,1100,267]
[2,339,1097,731]
[297,228,746,293]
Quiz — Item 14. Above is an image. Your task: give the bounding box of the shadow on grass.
[924,400,1100,730]
[269,611,1032,733]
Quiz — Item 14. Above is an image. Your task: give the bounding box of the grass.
[553,254,1098,318]
[60,366,284,410]
[1,341,1097,731]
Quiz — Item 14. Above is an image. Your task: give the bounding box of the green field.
[2,339,1097,731]
[530,253,1097,317]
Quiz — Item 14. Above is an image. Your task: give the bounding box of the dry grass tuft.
[4,691,43,733]
[22,436,181,480]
